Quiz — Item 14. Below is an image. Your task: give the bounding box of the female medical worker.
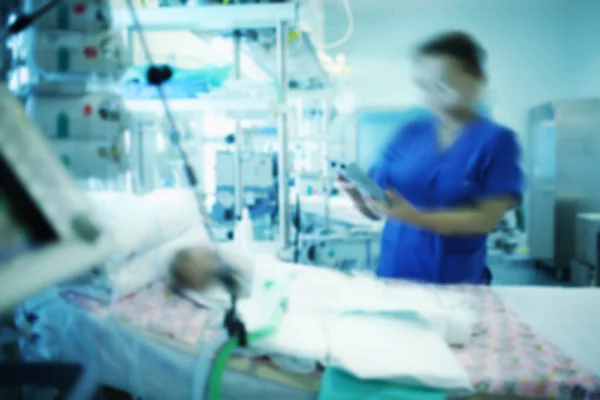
[341,31,524,284]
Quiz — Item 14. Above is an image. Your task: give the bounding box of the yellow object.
[287,30,301,44]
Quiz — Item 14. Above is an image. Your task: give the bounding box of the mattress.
[494,287,600,379]
[55,281,600,400]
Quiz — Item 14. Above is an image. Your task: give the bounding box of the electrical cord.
[122,0,242,296]
[321,0,354,50]
[0,0,63,41]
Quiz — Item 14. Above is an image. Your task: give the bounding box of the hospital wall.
[566,0,600,99]
[325,1,600,137]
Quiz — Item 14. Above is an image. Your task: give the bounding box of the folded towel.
[319,368,447,400]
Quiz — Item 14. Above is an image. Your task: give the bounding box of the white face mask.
[428,83,462,109]
[414,56,481,113]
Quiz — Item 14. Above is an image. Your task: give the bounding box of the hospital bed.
[2,82,598,399]
[3,133,598,399]
[18,262,600,400]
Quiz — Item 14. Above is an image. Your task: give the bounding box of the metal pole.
[321,99,331,231]
[276,21,291,249]
[232,31,244,221]
[0,2,15,83]
[124,28,138,194]
[126,27,134,62]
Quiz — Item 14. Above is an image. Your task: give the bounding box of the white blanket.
[191,254,476,395]
[247,255,477,346]
[89,189,200,257]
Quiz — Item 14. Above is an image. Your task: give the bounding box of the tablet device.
[330,160,390,206]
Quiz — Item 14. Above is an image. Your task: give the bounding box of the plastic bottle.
[235,207,254,251]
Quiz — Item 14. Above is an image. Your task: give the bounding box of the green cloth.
[319,368,446,400]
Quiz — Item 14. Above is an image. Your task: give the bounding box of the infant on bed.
[169,245,252,294]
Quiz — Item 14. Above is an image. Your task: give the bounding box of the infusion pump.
[26,92,130,180]
[24,0,113,32]
[16,0,131,183]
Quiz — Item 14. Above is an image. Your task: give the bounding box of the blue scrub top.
[369,116,524,284]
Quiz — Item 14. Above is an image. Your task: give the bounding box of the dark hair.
[416,31,487,79]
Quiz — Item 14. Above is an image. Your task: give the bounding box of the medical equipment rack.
[116,1,331,253]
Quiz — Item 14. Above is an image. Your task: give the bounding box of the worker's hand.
[336,174,359,195]
[368,188,418,221]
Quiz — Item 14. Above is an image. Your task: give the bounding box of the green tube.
[206,280,284,399]
[206,329,276,400]
[206,337,238,400]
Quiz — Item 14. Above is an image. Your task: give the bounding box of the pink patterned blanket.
[61,281,600,399]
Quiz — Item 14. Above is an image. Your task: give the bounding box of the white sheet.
[171,255,477,394]
[17,284,600,400]
[494,286,600,377]
[17,285,472,399]
[89,189,201,257]
[16,294,314,400]
[248,255,478,347]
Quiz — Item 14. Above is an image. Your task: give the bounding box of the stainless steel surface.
[276,21,291,249]
[575,213,600,268]
[113,2,298,32]
[569,259,598,287]
[233,34,244,220]
[527,99,600,271]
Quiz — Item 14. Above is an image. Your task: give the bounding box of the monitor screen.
[0,155,56,264]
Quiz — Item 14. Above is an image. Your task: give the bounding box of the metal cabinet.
[527,99,600,276]
[571,213,600,286]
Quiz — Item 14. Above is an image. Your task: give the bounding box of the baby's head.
[170,245,219,291]
[169,244,253,294]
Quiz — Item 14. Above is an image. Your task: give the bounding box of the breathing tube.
[205,329,276,400]
[195,279,285,400]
